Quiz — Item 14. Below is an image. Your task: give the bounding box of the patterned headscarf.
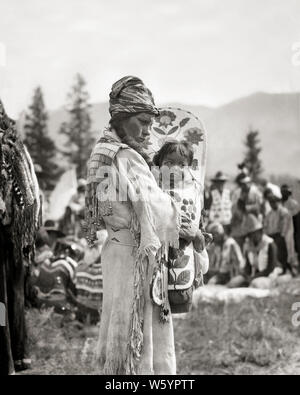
[109,76,159,119]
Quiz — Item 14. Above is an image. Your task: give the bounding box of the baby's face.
[160,152,192,189]
[161,152,189,169]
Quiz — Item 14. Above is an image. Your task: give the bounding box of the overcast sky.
[1,0,300,117]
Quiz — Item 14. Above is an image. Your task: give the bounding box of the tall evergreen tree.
[24,86,61,191]
[60,73,95,179]
[243,129,263,182]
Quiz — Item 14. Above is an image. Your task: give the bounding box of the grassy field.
[22,279,300,375]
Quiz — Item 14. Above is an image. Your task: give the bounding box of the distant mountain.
[18,92,300,178]
[202,92,300,177]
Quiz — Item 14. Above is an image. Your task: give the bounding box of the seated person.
[34,228,54,266]
[29,237,84,312]
[205,222,244,285]
[228,215,278,288]
[74,230,107,323]
[27,223,64,305]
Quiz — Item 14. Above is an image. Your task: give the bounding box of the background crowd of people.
[203,168,300,288]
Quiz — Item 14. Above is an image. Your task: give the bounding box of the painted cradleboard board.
[146,107,208,189]
[147,108,209,311]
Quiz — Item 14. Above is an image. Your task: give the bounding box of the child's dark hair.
[153,140,194,167]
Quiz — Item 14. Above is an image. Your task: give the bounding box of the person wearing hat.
[84,76,197,375]
[231,174,263,250]
[258,180,282,216]
[208,171,232,229]
[205,222,244,285]
[264,188,296,274]
[281,185,300,264]
[227,214,278,288]
[27,221,66,300]
[29,236,83,314]
[281,184,300,216]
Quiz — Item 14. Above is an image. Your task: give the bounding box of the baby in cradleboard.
[153,140,212,314]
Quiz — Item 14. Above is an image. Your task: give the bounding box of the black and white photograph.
[1,0,300,379]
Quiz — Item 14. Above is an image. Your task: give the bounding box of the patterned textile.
[164,175,203,292]
[30,255,78,311]
[0,99,40,265]
[33,256,78,291]
[109,76,159,119]
[147,107,208,313]
[75,261,103,312]
[209,189,232,225]
[1,100,40,376]
[83,133,129,246]
[146,107,208,189]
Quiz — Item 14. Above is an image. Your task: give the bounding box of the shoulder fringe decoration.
[83,136,129,246]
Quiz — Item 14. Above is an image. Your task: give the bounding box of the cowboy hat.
[211,171,228,182]
[265,183,282,201]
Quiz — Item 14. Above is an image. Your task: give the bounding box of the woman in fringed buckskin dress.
[84,77,199,375]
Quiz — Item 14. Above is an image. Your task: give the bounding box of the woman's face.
[121,112,154,146]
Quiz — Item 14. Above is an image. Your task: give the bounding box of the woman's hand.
[193,230,206,252]
[179,214,198,242]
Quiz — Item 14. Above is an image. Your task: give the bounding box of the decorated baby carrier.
[146,107,208,313]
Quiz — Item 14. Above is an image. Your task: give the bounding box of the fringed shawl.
[84,129,180,374]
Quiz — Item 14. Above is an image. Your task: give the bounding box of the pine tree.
[243,129,263,182]
[60,73,95,179]
[24,86,61,191]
